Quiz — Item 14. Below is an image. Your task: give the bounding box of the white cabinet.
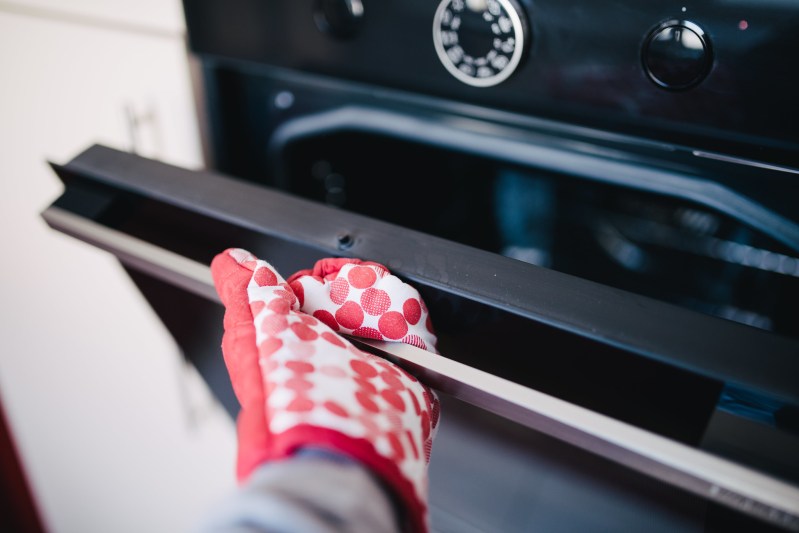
[3,0,186,34]
[0,3,236,532]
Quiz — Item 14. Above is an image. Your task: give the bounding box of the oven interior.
[280,130,799,339]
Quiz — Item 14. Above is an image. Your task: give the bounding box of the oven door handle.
[41,204,799,531]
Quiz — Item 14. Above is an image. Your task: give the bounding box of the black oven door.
[42,144,799,531]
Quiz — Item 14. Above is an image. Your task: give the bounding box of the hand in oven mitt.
[211,248,440,533]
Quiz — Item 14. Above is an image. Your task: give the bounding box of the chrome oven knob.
[433,0,529,87]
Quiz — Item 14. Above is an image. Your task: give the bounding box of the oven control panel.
[184,0,799,166]
[642,19,712,91]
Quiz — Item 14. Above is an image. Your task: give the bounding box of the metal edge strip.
[41,205,799,530]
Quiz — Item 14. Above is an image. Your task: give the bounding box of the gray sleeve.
[196,451,402,533]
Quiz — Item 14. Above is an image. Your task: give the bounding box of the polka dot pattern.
[336,301,364,330]
[324,400,349,418]
[403,334,428,351]
[430,396,441,429]
[286,396,314,412]
[409,391,421,416]
[219,249,439,532]
[251,300,266,316]
[406,429,420,460]
[289,280,304,307]
[403,298,422,325]
[379,311,408,340]
[351,359,378,378]
[354,376,378,395]
[313,310,339,331]
[267,298,290,315]
[420,411,431,441]
[385,415,404,443]
[286,377,313,392]
[291,261,438,353]
[286,360,314,374]
[329,278,349,305]
[290,322,318,341]
[285,340,315,359]
[388,432,405,461]
[348,265,377,289]
[381,389,406,412]
[356,391,380,413]
[298,314,317,326]
[361,288,391,316]
[261,314,288,335]
[259,338,283,358]
[320,331,345,347]
[352,326,383,340]
[254,267,278,287]
[381,370,406,391]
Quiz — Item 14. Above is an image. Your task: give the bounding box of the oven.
[42,0,799,531]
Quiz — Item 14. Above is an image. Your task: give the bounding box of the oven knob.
[433,0,530,87]
[642,20,712,90]
[314,0,364,39]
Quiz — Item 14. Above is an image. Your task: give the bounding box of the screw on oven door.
[337,233,354,250]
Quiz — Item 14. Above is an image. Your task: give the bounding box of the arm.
[203,249,441,532]
[199,449,399,533]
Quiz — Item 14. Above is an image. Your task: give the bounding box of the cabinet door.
[2,0,185,35]
[0,8,233,533]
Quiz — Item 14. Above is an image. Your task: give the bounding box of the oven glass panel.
[282,131,799,340]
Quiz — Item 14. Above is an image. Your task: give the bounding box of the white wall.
[0,2,237,531]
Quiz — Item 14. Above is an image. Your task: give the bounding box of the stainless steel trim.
[41,204,799,530]
[42,207,217,302]
[693,150,799,176]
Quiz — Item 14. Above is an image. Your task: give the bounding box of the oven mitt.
[211,248,440,533]
[286,257,438,353]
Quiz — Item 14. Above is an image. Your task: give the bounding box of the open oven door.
[42,144,799,532]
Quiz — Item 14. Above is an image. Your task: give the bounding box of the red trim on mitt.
[287,258,389,284]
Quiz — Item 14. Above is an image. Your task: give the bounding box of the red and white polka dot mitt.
[211,249,441,533]
[286,257,438,353]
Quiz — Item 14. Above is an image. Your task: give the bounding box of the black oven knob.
[433,0,529,87]
[314,0,364,39]
[643,20,712,90]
